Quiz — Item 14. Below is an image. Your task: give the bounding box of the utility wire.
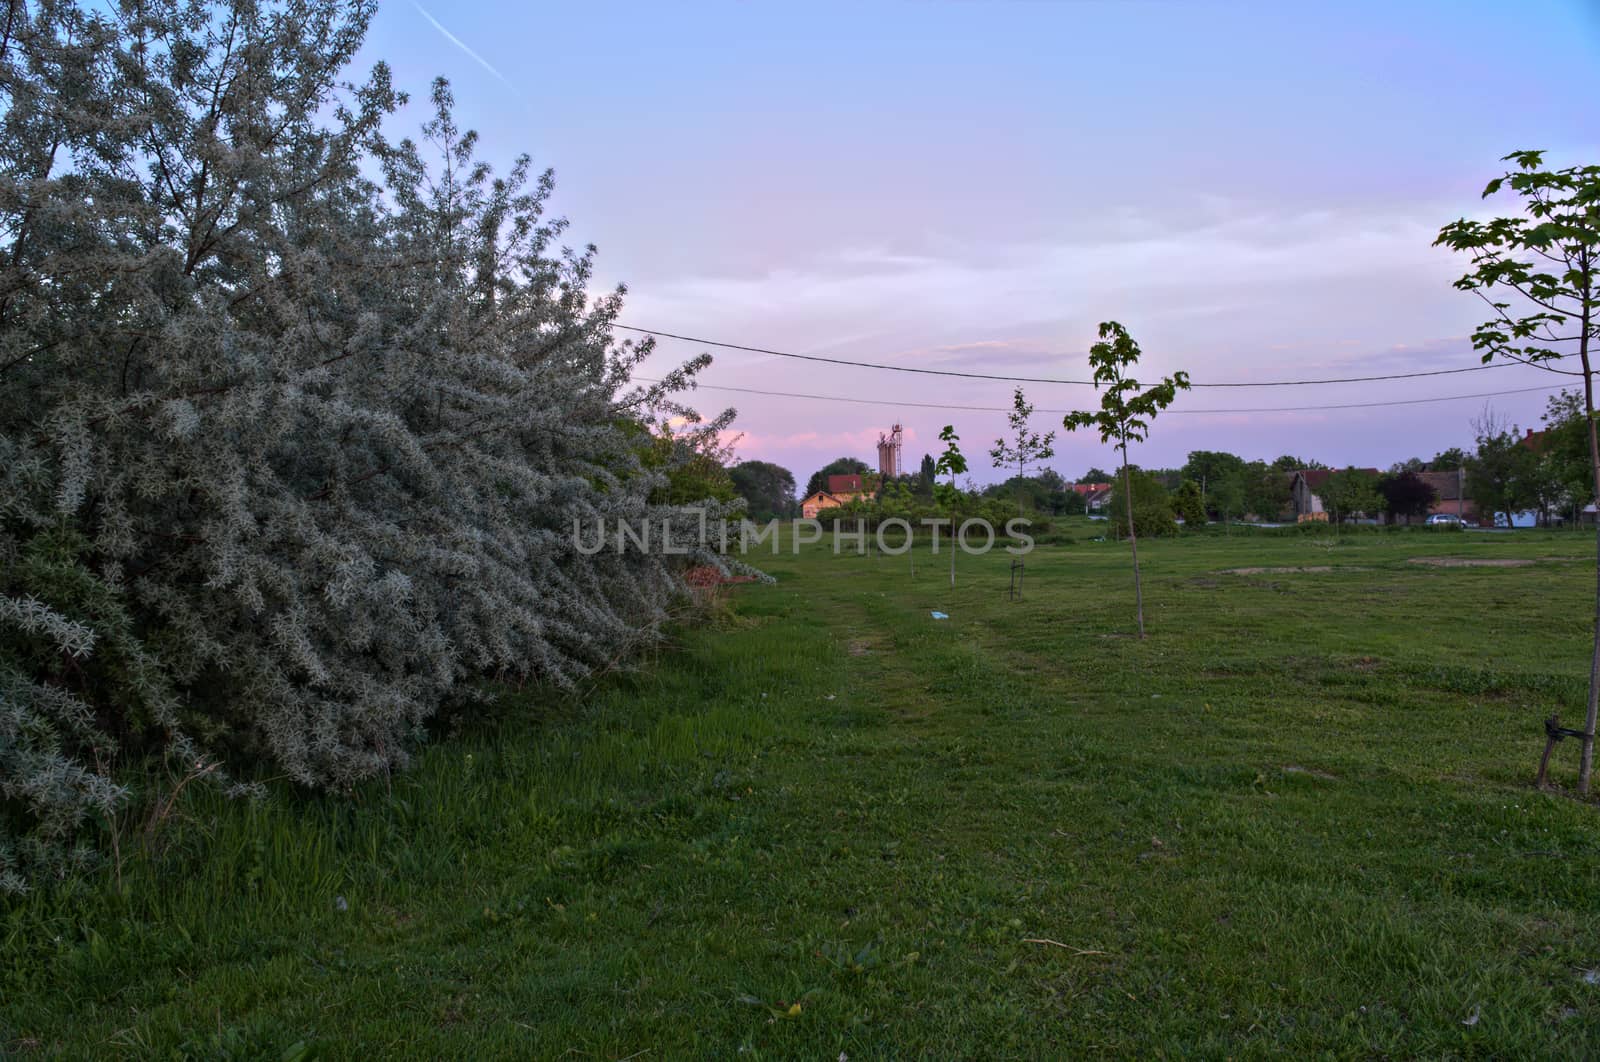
[630,377,1568,416]
[615,324,1569,388]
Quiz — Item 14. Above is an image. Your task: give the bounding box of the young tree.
[933,426,968,589]
[1523,451,1568,528]
[1377,470,1440,523]
[990,388,1056,515]
[1321,468,1383,530]
[1242,461,1292,522]
[1171,480,1206,528]
[1438,150,1600,790]
[1541,390,1596,523]
[1466,407,1535,529]
[1109,468,1177,538]
[646,419,739,505]
[1183,450,1246,521]
[1062,322,1190,637]
[1208,474,1247,530]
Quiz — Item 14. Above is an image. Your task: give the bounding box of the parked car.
[1426,513,1464,526]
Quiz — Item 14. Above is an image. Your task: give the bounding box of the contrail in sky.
[411,2,511,87]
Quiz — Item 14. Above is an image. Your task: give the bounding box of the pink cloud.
[723,424,923,462]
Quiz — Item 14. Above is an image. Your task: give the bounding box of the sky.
[359,0,1600,487]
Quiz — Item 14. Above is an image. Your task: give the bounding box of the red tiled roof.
[827,474,864,493]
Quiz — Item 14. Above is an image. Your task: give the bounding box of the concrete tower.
[876,424,903,479]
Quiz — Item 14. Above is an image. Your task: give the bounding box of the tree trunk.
[1579,278,1599,795]
[949,515,956,589]
[1122,439,1145,639]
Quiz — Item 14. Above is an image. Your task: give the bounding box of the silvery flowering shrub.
[0,0,739,890]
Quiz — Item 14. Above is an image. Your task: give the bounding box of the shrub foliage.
[0,0,733,889]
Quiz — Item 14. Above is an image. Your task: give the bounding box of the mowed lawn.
[6,523,1600,1057]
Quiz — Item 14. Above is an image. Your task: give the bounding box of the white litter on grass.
[930,611,949,620]
[1462,1005,1480,1027]
[1583,968,1600,985]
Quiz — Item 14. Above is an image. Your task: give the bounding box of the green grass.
[7,522,1600,1057]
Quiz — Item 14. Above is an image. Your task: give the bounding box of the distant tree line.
[754,438,1547,530]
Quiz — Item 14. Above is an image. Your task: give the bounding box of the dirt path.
[1408,557,1535,568]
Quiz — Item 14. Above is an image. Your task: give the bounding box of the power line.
[630,377,1568,415]
[615,324,1562,388]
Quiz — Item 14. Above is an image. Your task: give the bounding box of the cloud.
[890,338,1081,372]
[411,3,511,87]
[607,194,1552,481]
[722,426,910,458]
[620,197,1479,383]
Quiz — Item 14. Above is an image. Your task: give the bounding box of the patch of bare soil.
[1407,557,1534,568]
[846,639,874,656]
[1281,765,1338,780]
[1219,566,1334,575]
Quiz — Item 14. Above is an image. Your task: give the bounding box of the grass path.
[5,526,1600,1056]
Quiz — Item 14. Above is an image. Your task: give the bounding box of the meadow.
[5,521,1600,1058]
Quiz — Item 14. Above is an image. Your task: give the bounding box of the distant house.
[1292,467,1481,524]
[1074,482,1114,512]
[1288,469,1331,520]
[799,473,878,519]
[1412,469,1476,523]
[1289,468,1381,521]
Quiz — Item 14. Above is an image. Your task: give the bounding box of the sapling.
[1062,323,1190,638]
[934,426,968,589]
[990,388,1056,516]
[1437,152,1600,790]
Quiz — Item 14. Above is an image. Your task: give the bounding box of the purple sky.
[365,1,1600,486]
